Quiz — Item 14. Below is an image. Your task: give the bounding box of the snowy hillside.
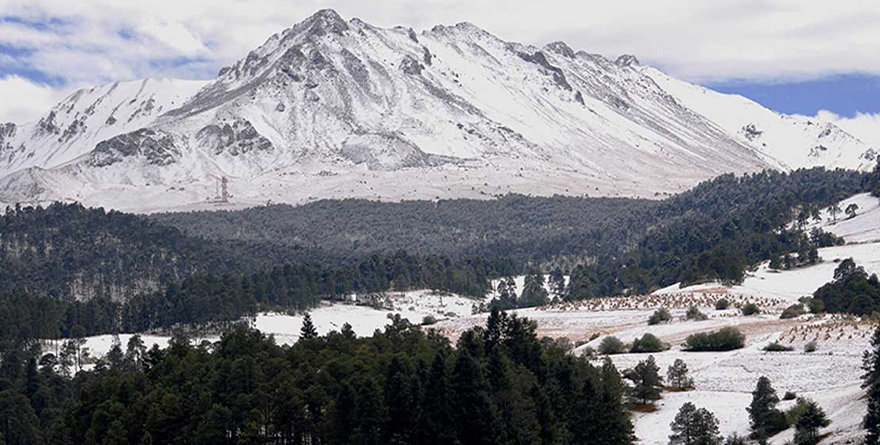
[0,78,207,179]
[0,10,872,212]
[643,67,877,171]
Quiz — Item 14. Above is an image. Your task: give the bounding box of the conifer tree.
[626,355,663,404]
[451,351,500,445]
[747,376,785,439]
[418,354,457,445]
[385,356,419,445]
[793,399,830,445]
[667,359,694,390]
[300,313,318,340]
[669,402,722,445]
[863,323,880,445]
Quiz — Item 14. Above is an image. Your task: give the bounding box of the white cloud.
[816,110,880,147]
[0,75,71,123]
[0,0,879,122]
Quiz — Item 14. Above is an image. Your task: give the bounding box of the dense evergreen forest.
[0,166,877,339]
[566,168,866,298]
[151,195,658,269]
[0,312,634,445]
[1,252,499,342]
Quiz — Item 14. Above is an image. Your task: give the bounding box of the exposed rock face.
[615,54,640,66]
[196,120,274,156]
[90,129,179,167]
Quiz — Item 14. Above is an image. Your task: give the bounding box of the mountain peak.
[299,8,349,36]
[615,54,640,67]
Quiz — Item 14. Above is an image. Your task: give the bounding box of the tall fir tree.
[418,353,458,445]
[300,313,318,340]
[747,376,784,439]
[450,351,500,445]
[863,323,880,445]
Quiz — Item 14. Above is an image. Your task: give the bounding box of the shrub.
[806,298,825,314]
[804,341,817,353]
[686,306,708,321]
[648,308,672,325]
[783,391,797,401]
[630,333,666,353]
[684,327,745,351]
[742,303,761,316]
[598,336,627,355]
[763,342,794,352]
[780,304,806,319]
[421,315,438,326]
[715,298,730,310]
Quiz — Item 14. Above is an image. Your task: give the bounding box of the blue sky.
[707,75,880,118]
[1,0,879,133]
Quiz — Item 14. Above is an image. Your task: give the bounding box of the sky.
[0,0,878,138]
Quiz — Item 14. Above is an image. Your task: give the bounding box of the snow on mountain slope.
[0,10,871,212]
[642,67,877,171]
[0,78,207,180]
[806,193,880,243]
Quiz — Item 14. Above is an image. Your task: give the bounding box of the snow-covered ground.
[655,241,880,302]
[77,288,486,357]
[807,193,880,244]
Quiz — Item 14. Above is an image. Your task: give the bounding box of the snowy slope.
[642,67,877,171]
[0,78,208,178]
[0,10,872,212]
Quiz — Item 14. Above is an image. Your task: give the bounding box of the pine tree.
[667,359,694,390]
[747,376,785,439]
[300,313,318,340]
[863,322,880,445]
[352,377,387,445]
[669,402,721,445]
[450,351,499,445]
[594,359,635,445]
[385,356,419,445]
[626,355,663,404]
[793,399,830,445]
[549,268,566,299]
[520,272,550,308]
[418,354,458,445]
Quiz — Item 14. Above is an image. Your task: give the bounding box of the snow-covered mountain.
[0,10,875,212]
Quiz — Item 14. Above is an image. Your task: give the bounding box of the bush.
[686,306,708,321]
[763,342,794,352]
[806,297,825,314]
[598,336,627,355]
[715,298,730,310]
[804,341,817,353]
[783,391,797,401]
[780,304,806,319]
[421,315,438,326]
[742,303,761,316]
[630,333,666,353]
[684,327,745,351]
[648,308,672,325]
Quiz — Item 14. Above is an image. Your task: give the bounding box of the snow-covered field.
[655,241,880,303]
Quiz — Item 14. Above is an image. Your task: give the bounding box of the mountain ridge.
[0,9,875,212]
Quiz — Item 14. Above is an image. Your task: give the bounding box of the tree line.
[0,252,498,343]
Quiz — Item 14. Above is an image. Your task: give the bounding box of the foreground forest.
[0,311,635,445]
